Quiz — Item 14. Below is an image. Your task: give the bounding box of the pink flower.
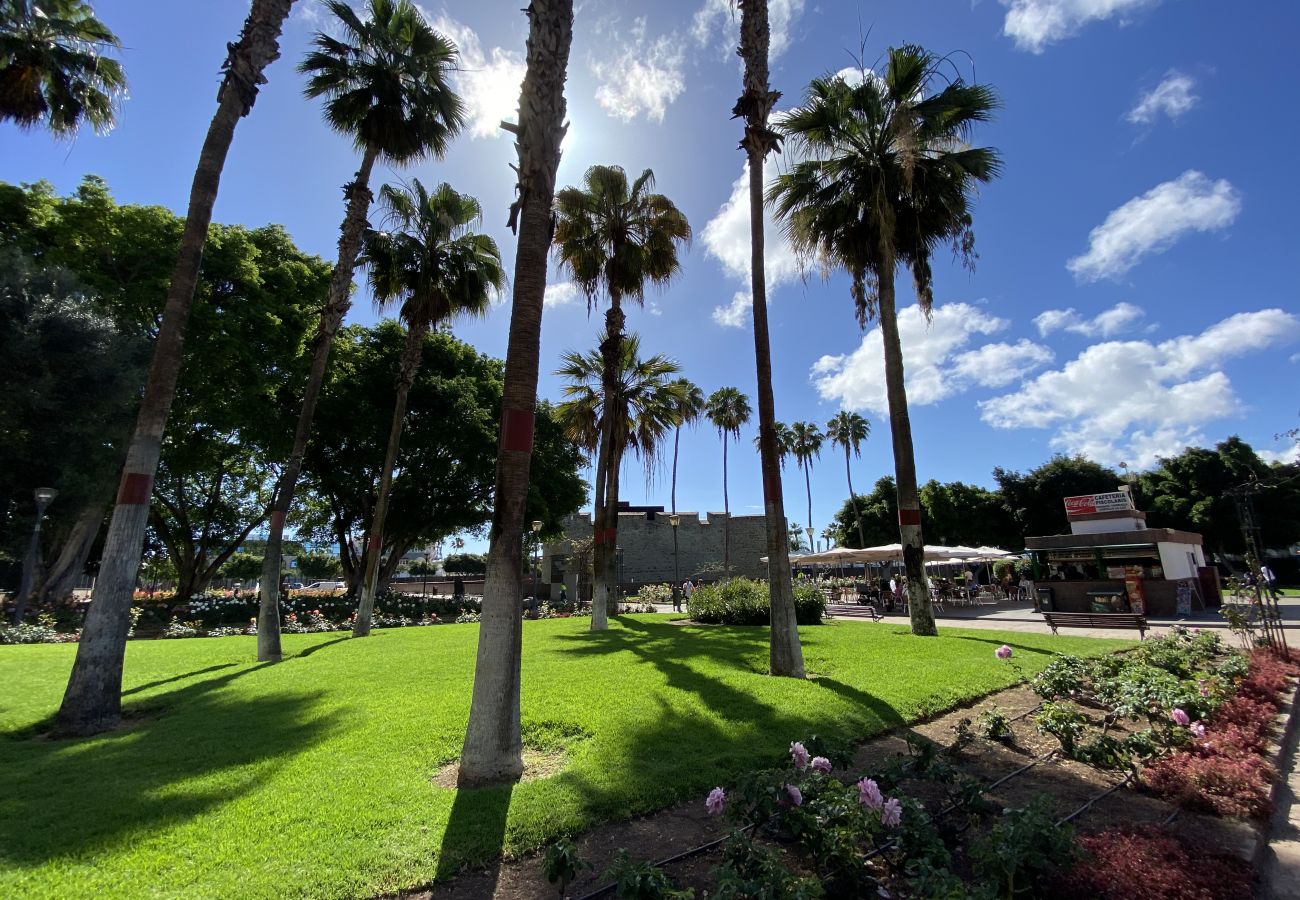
[857,777,884,810]
[1190,721,1206,739]
[881,797,902,828]
[811,756,832,774]
[783,784,803,807]
[705,787,725,815]
[1171,708,1191,726]
[789,741,810,770]
[995,644,1013,659]
[1198,680,1210,697]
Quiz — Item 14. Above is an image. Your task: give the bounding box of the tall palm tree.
[734,0,803,678]
[0,0,125,134]
[553,164,690,630]
[789,422,823,544]
[458,0,572,789]
[554,335,686,628]
[258,0,463,662]
[770,48,1001,636]
[54,0,294,737]
[352,179,504,636]
[668,378,705,596]
[826,411,870,547]
[705,387,751,578]
[753,420,794,469]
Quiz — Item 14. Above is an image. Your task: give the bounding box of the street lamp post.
[806,526,815,555]
[531,520,543,608]
[668,514,681,610]
[12,486,57,624]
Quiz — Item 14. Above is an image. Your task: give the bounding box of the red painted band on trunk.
[117,472,153,505]
[269,510,286,531]
[762,468,780,499]
[500,407,535,454]
[898,507,922,526]
[368,533,382,552]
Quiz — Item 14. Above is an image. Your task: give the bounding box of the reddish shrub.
[1207,696,1276,748]
[1142,751,1274,818]
[1052,825,1252,900]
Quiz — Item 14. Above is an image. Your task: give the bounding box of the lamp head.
[668,514,680,527]
[531,520,543,533]
[34,487,57,506]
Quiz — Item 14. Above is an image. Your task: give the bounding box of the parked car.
[287,582,304,591]
[304,581,347,592]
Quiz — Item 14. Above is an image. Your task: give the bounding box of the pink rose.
[881,797,902,828]
[789,741,810,770]
[705,787,725,815]
[995,644,1013,659]
[811,756,832,774]
[857,777,884,810]
[783,784,803,807]
[1190,721,1206,739]
[1171,708,1190,726]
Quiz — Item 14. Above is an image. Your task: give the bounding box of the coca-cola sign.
[1064,491,1131,517]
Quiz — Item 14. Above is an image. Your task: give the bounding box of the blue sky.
[5,0,1300,552]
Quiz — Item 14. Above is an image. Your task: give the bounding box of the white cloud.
[702,157,799,327]
[430,12,526,140]
[712,291,754,328]
[590,18,685,123]
[691,0,806,60]
[1067,171,1241,282]
[1000,0,1160,53]
[1259,445,1300,465]
[980,309,1300,466]
[1033,302,1145,337]
[1127,71,1199,124]
[811,302,1053,413]
[544,281,580,308]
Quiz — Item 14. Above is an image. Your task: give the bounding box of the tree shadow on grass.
[435,782,515,886]
[294,635,352,659]
[120,662,235,697]
[0,664,340,866]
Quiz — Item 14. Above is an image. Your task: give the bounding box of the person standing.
[681,579,695,606]
[1260,564,1281,601]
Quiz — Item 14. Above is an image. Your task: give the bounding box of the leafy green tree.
[55,1,295,736]
[442,553,487,575]
[830,477,900,549]
[733,0,804,679]
[553,164,690,631]
[789,422,824,540]
[261,0,465,662]
[352,179,504,637]
[222,552,264,583]
[0,0,125,134]
[459,0,573,788]
[826,411,870,548]
[994,455,1121,540]
[919,479,1019,550]
[771,48,1002,636]
[705,387,752,578]
[295,550,342,582]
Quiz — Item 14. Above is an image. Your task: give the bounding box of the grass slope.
[0,616,1130,898]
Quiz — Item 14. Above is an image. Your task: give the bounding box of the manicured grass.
[0,616,1131,899]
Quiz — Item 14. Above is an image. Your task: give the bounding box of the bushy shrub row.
[1053,825,1251,900]
[685,578,825,626]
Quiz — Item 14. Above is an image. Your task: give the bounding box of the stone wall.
[542,510,772,594]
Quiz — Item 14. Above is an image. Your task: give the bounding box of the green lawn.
[0,615,1130,899]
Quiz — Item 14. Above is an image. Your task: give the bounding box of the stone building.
[540,504,771,598]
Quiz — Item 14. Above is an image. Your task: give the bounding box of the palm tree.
[352,180,504,636]
[753,420,794,468]
[0,0,126,134]
[54,0,295,737]
[554,335,686,627]
[553,165,690,630]
[770,47,1002,636]
[789,422,823,544]
[734,0,804,678]
[668,378,705,597]
[458,0,572,789]
[826,411,870,547]
[705,387,751,578]
[258,0,463,662]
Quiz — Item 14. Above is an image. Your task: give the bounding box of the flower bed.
[686,578,825,626]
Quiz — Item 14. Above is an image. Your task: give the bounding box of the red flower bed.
[1140,648,1296,819]
[1053,825,1252,900]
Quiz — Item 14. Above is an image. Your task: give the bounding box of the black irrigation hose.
[1054,772,1134,827]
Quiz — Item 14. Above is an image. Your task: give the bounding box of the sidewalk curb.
[1252,669,1300,874]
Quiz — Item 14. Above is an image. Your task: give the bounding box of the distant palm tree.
[789,422,824,542]
[826,411,870,547]
[352,179,504,636]
[667,378,705,594]
[553,165,690,631]
[753,420,794,469]
[0,0,125,134]
[54,0,295,737]
[458,0,572,791]
[259,0,464,662]
[770,47,1001,635]
[734,0,803,678]
[705,387,752,578]
[556,337,687,614]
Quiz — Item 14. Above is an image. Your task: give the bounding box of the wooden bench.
[1042,611,1148,639]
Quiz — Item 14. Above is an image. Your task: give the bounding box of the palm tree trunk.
[53,0,294,737]
[459,0,573,789]
[602,425,623,613]
[877,261,936,636]
[592,300,624,626]
[258,141,379,661]
[589,424,610,630]
[737,0,804,678]
[354,318,426,636]
[846,447,865,548]
[671,426,681,603]
[722,437,731,578]
[803,463,813,540]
